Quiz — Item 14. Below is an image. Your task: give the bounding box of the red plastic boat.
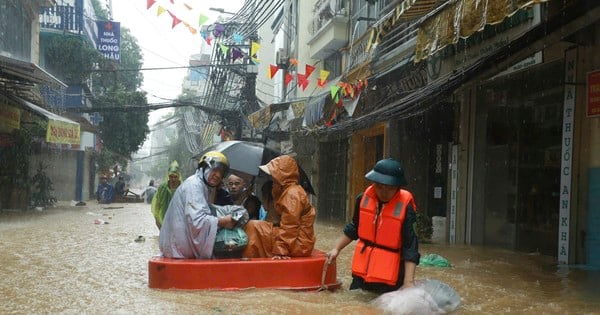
[148,249,341,291]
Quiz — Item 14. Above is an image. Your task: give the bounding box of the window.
[0,0,32,59]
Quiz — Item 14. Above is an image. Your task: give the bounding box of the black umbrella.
[196,140,315,195]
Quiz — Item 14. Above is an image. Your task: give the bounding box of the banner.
[0,102,20,131]
[96,21,121,62]
[587,69,600,117]
[47,119,81,145]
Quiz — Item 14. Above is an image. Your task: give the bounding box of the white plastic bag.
[371,279,461,314]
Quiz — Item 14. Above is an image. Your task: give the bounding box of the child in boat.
[242,155,316,259]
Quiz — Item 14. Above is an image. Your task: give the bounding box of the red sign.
[0,134,15,148]
[587,70,600,117]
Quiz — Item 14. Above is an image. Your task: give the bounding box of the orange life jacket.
[351,185,415,286]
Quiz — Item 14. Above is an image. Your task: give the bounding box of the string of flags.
[146,0,368,127]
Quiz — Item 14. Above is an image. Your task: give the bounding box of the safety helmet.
[365,158,407,186]
[198,151,230,174]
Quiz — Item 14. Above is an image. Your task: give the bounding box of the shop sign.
[558,48,577,265]
[96,21,121,62]
[47,119,81,145]
[449,144,457,244]
[0,102,20,131]
[587,69,600,117]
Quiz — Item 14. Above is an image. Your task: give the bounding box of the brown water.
[1,202,598,314]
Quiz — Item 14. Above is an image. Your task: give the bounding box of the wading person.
[151,161,182,229]
[96,175,114,204]
[159,152,236,259]
[242,155,316,259]
[327,158,420,294]
[141,179,157,204]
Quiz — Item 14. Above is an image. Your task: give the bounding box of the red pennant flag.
[168,11,182,28]
[268,64,279,79]
[305,64,315,77]
[297,73,306,87]
[147,0,156,9]
[326,110,337,127]
[297,73,309,90]
[317,78,327,88]
[284,73,293,86]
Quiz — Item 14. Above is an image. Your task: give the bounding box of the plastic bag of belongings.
[209,204,249,258]
[371,279,461,314]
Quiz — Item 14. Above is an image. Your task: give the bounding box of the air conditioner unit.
[276,48,288,66]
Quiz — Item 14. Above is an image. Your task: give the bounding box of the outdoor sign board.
[96,21,121,62]
[587,69,600,117]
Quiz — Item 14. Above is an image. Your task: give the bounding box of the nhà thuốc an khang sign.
[96,21,121,62]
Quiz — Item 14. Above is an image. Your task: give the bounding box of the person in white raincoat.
[159,151,236,259]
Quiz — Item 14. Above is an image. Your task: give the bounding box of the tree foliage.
[41,0,150,173]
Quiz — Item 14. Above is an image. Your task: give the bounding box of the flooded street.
[1,201,599,314]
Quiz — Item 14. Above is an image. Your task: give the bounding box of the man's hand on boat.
[272,255,290,260]
[217,215,236,229]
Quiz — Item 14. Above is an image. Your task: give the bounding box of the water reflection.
[0,202,598,314]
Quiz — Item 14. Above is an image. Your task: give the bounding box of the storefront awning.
[0,54,67,88]
[396,0,438,20]
[13,96,80,145]
[248,99,307,130]
[414,0,549,62]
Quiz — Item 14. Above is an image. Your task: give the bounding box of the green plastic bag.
[213,227,248,258]
[420,254,451,267]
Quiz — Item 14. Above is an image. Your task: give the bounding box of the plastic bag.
[213,227,248,256]
[371,279,461,314]
[420,254,451,267]
[209,204,249,227]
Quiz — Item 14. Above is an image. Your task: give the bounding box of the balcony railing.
[309,0,348,35]
[39,0,97,47]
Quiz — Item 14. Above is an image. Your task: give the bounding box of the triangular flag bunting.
[147,0,156,9]
[198,14,209,26]
[219,43,229,56]
[251,41,261,64]
[305,64,315,77]
[213,23,224,36]
[168,11,182,28]
[319,70,330,82]
[284,73,293,86]
[157,5,167,16]
[297,73,309,91]
[289,58,298,66]
[231,48,243,61]
[268,64,279,79]
[330,85,340,100]
[233,33,244,44]
[183,22,197,34]
[317,78,327,88]
[297,73,306,87]
[183,2,192,10]
[200,32,212,45]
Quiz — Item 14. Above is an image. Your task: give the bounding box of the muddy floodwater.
[1,201,599,314]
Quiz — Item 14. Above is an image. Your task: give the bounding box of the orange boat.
[148,249,341,291]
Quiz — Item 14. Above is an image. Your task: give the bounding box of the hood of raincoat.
[264,155,299,199]
[165,160,182,185]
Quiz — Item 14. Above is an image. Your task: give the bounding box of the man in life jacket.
[327,158,420,293]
